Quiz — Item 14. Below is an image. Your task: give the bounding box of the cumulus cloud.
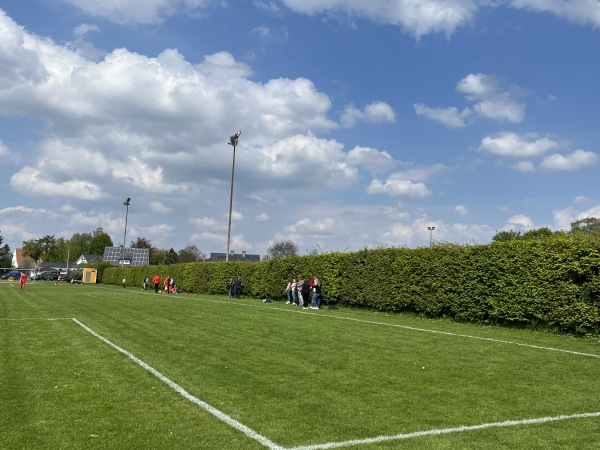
[340,101,395,128]
[540,149,599,171]
[479,132,559,158]
[366,176,431,198]
[415,73,527,127]
[413,104,472,128]
[504,213,534,230]
[553,204,600,231]
[454,204,468,216]
[281,0,480,38]
[510,0,600,28]
[456,73,527,123]
[59,0,211,25]
[345,146,396,175]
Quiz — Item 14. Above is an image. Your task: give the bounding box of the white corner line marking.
[287,411,600,450]
[71,318,284,450]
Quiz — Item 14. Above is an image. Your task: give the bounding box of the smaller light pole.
[226,131,241,262]
[428,226,435,246]
[122,197,131,266]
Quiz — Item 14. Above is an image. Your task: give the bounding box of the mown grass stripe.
[196,297,600,359]
[71,318,284,450]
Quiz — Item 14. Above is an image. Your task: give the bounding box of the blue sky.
[0,0,599,258]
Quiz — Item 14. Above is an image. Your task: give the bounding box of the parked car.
[1,271,22,280]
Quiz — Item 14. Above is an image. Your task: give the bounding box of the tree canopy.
[265,240,299,260]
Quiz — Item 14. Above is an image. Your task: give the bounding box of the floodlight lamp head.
[124,197,131,206]
[228,130,241,146]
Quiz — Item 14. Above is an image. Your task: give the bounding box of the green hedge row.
[103,234,600,335]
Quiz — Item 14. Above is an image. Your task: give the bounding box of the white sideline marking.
[287,411,600,450]
[198,298,600,359]
[0,317,73,321]
[71,318,284,450]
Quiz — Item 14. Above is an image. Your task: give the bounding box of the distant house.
[37,261,70,274]
[103,246,149,267]
[76,254,103,265]
[11,248,25,268]
[208,251,261,262]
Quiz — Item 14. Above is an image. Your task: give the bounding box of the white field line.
[0,317,73,321]
[71,318,284,450]
[287,411,600,450]
[196,298,600,359]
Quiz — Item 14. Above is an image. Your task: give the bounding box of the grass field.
[1,282,599,449]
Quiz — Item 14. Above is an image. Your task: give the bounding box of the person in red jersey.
[20,272,26,290]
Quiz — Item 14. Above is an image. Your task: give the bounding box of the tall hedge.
[103,234,600,335]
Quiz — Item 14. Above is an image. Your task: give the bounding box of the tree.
[164,248,178,265]
[177,244,206,263]
[570,217,600,236]
[0,231,11,268]
[266,240,299,260]
[90,227,113,255]
[151,249,166,265]
[131,237,160,264]
[69,232,93,259]
[522,227,555,240]
[22,239,43,262]
[491,230,522,242]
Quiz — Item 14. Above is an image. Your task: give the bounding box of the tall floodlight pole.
[428,226,435,246]
[122,197,131,266]
[226,131,241,262]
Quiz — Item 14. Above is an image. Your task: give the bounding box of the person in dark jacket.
[234,277,243,298]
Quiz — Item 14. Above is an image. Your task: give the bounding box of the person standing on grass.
[143,276,148,290]
[311,276,322,309]
[285,279,293,304]
[19,272,26,290]
[164,276,170,294]
[153,274,160,294]
[290,278,298,305]
[234,277,243,298]
[301,277,311,310]
[122,277,126,289]
[297,277,306,307]
[228,278,235,298]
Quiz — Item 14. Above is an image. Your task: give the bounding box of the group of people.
[285,275,322,309]
[150,274,181,294]
[227,277,244,298]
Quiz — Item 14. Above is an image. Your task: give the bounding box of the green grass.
[1,282,599,449]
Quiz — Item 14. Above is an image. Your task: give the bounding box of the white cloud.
[415,73,527,127]
[59,0,211,25]
[454,204,468,216]
[366,176,431,198]
[479,132,558,158]
[457,73,526,123]
[340,101,395,128]
[511,0,600,28]
[553,204,600,231]
[281,0,480,38]
[512,160,535,172]
[504,214,534,230]
[539,149,599,171]
[413,104,471,128]
[346,146,396,175]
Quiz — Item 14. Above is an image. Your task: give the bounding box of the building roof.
[209,252,261,262]
[76,254,103,265]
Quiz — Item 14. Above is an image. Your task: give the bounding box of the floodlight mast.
[122,197,131,267]
[428,226,435,246]
[226,131,241,262]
